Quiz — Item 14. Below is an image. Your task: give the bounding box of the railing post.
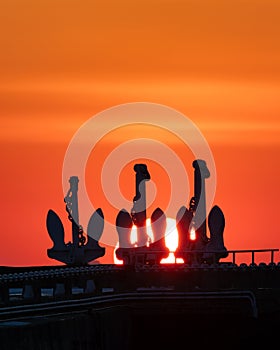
[271,250,274,264]
[251,251,255,265]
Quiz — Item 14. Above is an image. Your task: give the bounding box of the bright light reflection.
[164,218,178,252]
[190,227,196,241]
[146,218,153,244]
[160,218,184,264]
[114,217,184,265]
[130,225,138,246]
[114,242,123,265]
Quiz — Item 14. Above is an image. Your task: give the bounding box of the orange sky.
[0,0,280,266]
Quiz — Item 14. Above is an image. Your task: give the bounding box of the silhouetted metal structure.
[192,159,210,244]
[116,160,228,266]
[1,253,280,349]
[115,164,169,265]
[176,159,228,264]
[47,176,105,265]
[1,158,280,349]
[131,164,150,247]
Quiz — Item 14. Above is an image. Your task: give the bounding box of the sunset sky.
[0,0,280,266]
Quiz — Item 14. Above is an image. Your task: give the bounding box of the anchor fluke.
[85,208,106,258]
[149,207,169,261]
[46,209,66,250]
[176,205,193,258]
[150,207,167,243]
[115,209,134,263]
[203,205,228,263]
[208,205,225,236]
[87,208,104,242]
[116,209,133,248]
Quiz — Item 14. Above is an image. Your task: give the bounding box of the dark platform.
[1,263,280,349]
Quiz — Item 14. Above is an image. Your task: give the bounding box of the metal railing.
[169,248,279,265]
[225,248,279,265]
[133,248,280,265]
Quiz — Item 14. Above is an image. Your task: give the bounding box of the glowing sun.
[114,217,184,264]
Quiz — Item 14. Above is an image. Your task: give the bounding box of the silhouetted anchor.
[115,209,134,250]
[115,164,169,265]
[149,207,168,254]
[203,205,228,263]
[46,176,105,265]
[176,159,228,264]
[176,206,194,260]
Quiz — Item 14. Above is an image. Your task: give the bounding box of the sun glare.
[114,217,185,265]
[113,243,123,265]
[146,218,154,245]
[130,225,138,246]
[160,218,184,264]
[164,218,178,252]
[190,227,196,241]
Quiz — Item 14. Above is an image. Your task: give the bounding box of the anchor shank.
[131,164,150,247]
[192,160,210,244]
[67,176,80,247]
